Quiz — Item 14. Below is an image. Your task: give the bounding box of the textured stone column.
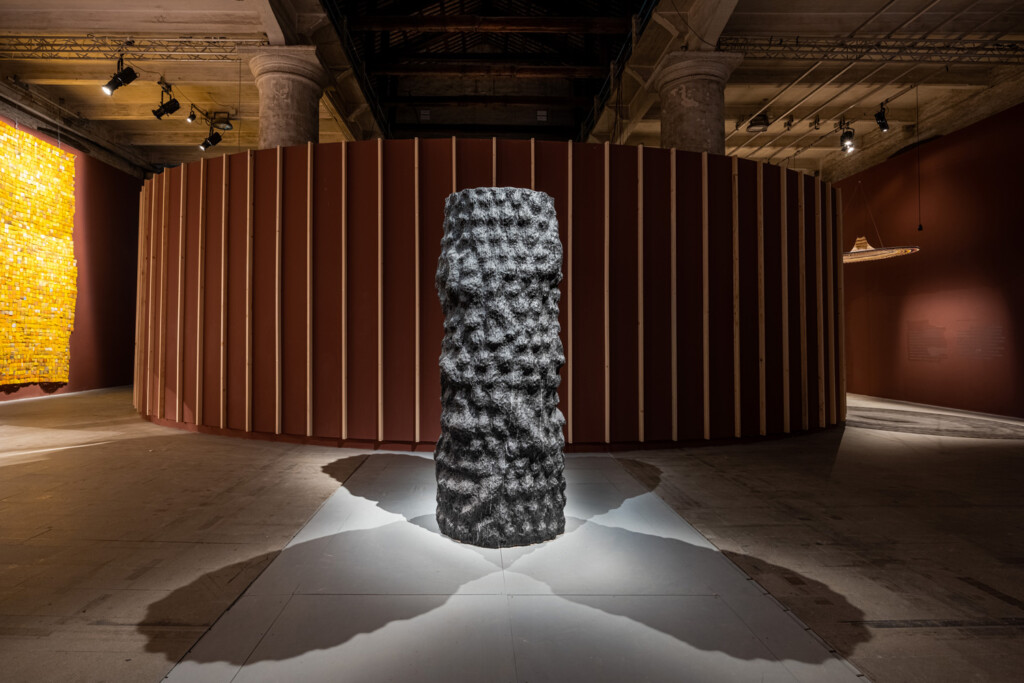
[248,46,329,149]
[654,51,743,155]
[435,187,567,548]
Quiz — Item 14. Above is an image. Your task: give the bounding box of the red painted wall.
[0,116,142,402]
[839,102,1024,418]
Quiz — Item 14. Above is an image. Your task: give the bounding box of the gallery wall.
[0,116,142,402]
[838,102,1024,419]
[134,139,845,449]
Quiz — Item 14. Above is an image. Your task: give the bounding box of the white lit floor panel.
[164,453,864,683]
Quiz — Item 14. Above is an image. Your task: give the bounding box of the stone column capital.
[653,50,743,94]
[247,45,330,89]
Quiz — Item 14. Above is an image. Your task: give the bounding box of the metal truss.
[0,35,269,61]
[718,36,1024,64]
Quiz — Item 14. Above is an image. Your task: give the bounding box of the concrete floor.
[0,388,1022,681]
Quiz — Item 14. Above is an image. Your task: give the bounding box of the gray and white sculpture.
[435,187,567,548]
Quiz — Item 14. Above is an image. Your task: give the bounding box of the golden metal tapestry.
[0,120,77,387]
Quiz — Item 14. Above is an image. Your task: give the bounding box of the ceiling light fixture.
[874,103,889,132]
[210,112,233,131]
[840,121,855,153]
[102,54,137,96]
[186,106,197,124]
[746,112,770,133]
[199,130,222,151]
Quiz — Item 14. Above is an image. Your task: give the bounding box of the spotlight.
[186,106,197,124]
[101,65,137,96]
[746,112,770,133]
[874,104,890,132]
[840,127,855,153]
[152,98,180,120]
[199,131,222,151]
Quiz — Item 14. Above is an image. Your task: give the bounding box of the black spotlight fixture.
[746,112,770,133]
[152,97,180,119]
[199,129,222,151]
[102,54,137,96]
[840,121,855,153]
[874,104,890,132]
[186,106,197,124]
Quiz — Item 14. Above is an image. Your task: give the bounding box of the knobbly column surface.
[435,186,567,548]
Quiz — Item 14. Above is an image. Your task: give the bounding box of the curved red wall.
[134,139,844,449]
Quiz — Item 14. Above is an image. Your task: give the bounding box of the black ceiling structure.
[321,0,649,140]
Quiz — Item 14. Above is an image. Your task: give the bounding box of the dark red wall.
[839,102,1024,418]
[0,116,142,402]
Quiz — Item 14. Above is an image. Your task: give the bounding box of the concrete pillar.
[654,51,743,155]
[248,46,329,149]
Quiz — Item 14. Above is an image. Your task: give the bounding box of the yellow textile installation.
[0,120,77,386]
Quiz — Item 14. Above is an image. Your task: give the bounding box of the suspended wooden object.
[843,235,919,263]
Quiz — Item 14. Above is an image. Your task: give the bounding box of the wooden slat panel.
[641,147,672,442]
[414,138,421,443]
[566,141,573,442]
[780,170,790,433]
[608,143,639,443]
[176,164,187,423]
[836,187,847,421]
[341,142,348,440]
[243,150,251,432]
[377,138,384,442]
[757,162,766,436]
[281,146,309,437]
[825,184,836,425]
[731,156,741,437]
[815,181,826,428]
[798,176,808,431]
[219,156,229,429]
[306,142,314,437]
[275,147,283,435]
[603,141,611,444]
[670,149,678,441]
[637,145,645,442]
[195,159,207,425]
[701,152,710,440]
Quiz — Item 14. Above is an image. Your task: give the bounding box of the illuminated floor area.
[164,452,861,683]
[1,388,1023,682]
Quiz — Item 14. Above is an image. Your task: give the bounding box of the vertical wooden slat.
[176,164,187,423]
[245,150,254,432]
[603,141,611,444]
[566,141,574,444]
[157,172,169,418]
[414,138,421,443]
[780,170,790,433]
[341,142,348,440]
[491,136,497,186]
[275,146,283,435]
[195,159,206,425]
[731,156,741,438]
[798,176,808,431]
[669,149,678,441]
[451,136,457,193]
[146,177,158,416]
[219,156,228,429]
[377,137,384,442]
[701,152,710,440]
[637,144,645,443]
[815,181,826,428]
[133,184,147,410]
[757,162,766,436]
[825,183,836,425]
[306,142,314,437]
[836,188,847,421]
[530,138,536,190]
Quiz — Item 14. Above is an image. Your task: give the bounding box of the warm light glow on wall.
[0,120,77,387]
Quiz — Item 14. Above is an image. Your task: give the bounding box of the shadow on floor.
[140,453,870,666]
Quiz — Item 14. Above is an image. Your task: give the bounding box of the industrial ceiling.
[0,0,1021,181]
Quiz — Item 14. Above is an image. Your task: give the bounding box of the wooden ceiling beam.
[369,62,605,78]
[347,15,630,34]
[380,94,591,106]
